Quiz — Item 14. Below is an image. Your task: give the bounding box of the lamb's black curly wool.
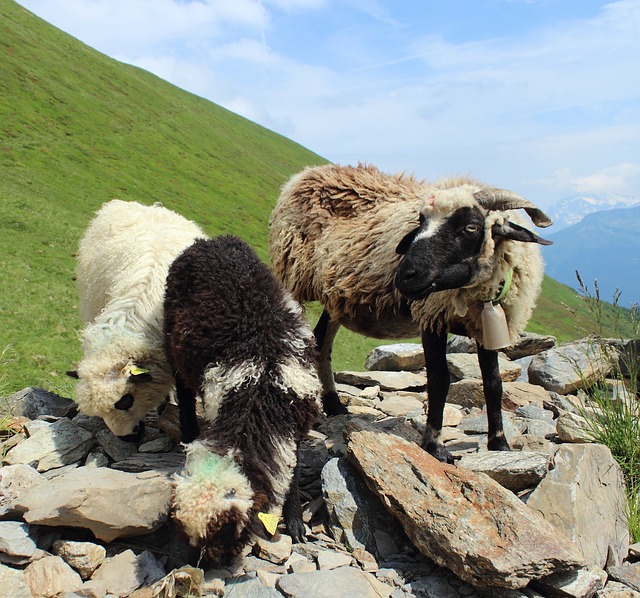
[164,235,321,563]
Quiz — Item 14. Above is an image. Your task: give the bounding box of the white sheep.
[269,163,552,462]
[71,199,206,439]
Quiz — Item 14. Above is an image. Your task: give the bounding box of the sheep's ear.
[492,220,553,245]
[396,213,426,254]
[66,370,79,379]
[128,366,153,384]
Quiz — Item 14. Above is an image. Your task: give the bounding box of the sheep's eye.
[465,224,480,234]
[224,489,237,500]
[114,394,134,411]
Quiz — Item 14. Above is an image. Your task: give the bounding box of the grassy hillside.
[0,0,630,399]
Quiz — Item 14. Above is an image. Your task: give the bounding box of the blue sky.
[15,0,640,210]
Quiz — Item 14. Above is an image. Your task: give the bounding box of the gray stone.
[3,418,94,472]
[321,457,400,554]
[226,576,283,598]
[111,451,185,474]
[515,403,555,422]
[0,521,37,558]
[365,343,425,372]
[335,370,426,392]
[556,411,593,443]
[315,549,352,570]
[447,379,485,409]
[16,467,172,541]
[447,353,521,383]
[527,443,629,569]
[81,549,153,597]
[503,333,557,361]
[347,426,585,589]
[528,340,617,394]
[0,463,44,517]
[458,451,550,492]
[502,382,551,411]
[52,540,106,580]
[276,567,393,598]
[607,563,640,592]
[84,449,109,468]
[23,555,83,597]
[138,435,175,453]
[447,335,477,354]
[531,565,607,598]
[8,387,77,420]
[0,563,32,598]
[253,534,292,564]
[597,580,640,598]
[72,413,108,434]
[95,428,138,461]
[374,393,424,418]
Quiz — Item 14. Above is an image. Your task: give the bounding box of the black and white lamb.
[268,163,552,463]
[164,235,321,564]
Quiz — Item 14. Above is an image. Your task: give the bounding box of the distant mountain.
[548,192,640,231]
[544,206,640,307]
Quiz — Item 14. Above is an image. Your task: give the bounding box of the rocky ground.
[2,333,640,597]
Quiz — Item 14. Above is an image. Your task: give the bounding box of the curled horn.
[474,188,552,228]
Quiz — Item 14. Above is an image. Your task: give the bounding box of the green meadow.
[0,0,632,399]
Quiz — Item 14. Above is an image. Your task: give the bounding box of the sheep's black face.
[394,206,486,300]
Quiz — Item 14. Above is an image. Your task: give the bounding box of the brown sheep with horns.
[268,163,552,463]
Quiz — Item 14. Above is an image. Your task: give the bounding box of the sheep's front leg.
[314,309,348,415]
[421,330,453,464]
[476,343,510,452]
[175,375,199,443]
[282,458,306,543]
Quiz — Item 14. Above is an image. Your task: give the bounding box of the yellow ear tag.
[258,512,279,535]
[130,366,150,376]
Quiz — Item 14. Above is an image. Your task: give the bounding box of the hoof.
[322,391,348,416]
[421,439,454,464]
[487,435,510,452]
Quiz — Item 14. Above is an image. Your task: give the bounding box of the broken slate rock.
[0,463,45,517]
[321,457,403,554]
[276,566,393,598]
[0,563,32,598]
[23,555,83,597]
[365,343,425,372]
[8,387,78,420]
[16,467,172,542]
[528,340,617,394]
[81,548,164,597]
[346,425,585,589]
[527,443,629,569]
[335,370,426,392]
[446,353,522,383]
[457,450,550,492]
[3,418,93,472]
[52,539,106,580]
[0,521,37,558]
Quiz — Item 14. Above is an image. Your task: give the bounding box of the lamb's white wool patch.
[202,361,264,421]
[264,437,298,510]
[276,358,322,403]
[173,441,253,544]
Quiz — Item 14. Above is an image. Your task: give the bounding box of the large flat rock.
[346,425,585,589]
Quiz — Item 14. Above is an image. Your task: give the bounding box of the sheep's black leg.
[282,458,306,543]
[314,309,348,415]
[175,375,199,443]
[477,343,510,452]
[421,330,453,464]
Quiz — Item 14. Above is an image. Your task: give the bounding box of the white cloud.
[571,163,640,195]
[15,0,640,208]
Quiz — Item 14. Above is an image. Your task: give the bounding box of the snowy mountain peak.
[548,192,640,231]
